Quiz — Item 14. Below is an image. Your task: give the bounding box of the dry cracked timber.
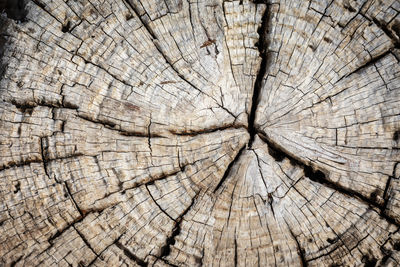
[1,0,400,266]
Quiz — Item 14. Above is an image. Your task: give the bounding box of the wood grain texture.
[1,0,400,266]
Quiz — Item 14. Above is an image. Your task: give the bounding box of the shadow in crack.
[0,0,27,22]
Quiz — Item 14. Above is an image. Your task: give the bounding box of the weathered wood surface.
[1,0,400,266]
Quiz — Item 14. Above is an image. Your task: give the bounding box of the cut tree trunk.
[1,0,400,266]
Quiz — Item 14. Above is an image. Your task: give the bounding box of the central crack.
[213,2,271,193]
[248,2,271,147]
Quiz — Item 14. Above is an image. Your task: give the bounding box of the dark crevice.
[213,145,246,193]
[121,0,157,39]
[146,185,175,221]
[195,248,205,266]
[257,132,400,227]
[147,118,152,158]
[371,18,400,49]
[383,177,394,211]
[159,224,180,260]
[234,236,238,266]
[177,149,183,171]
[334,50,391,84]
[288,227,308,266]
[102,160,199,200]
[252,149,268,190]
[74,55,134,88]
[13,181,20,194]
[158,192,199,263]
[343,2,356,13]
[48,215,86,244]
[64,181,84,216]
[10,99,36,114]
[361,254,378,267]
[0,0,27,22]
[46,205,114,251]
[49,153,85,162]
[40,137,53,181]
[115,241,148,267]
[127,169,181,189]
[47,205,110,249]
[86,232,125,266]
[383,162,400,211]
[0,153,84,173]
[76,114,164,138]
[61,21,71,33]
[169,124,245,137]
[326,237,338,244]
[9,99,78,112]
[0,18,8,80]
[393,130,400,142]
[248,2,271,147]
[0,158,42,172]
[9,255,23,267]
[267,192,275,218]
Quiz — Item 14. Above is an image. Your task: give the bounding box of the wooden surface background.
[1,0,400,266]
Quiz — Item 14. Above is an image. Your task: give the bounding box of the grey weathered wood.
[1,0,400,266]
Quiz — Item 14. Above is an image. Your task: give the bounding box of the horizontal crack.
[0,158,42,172]
[169,124,245,136]
[0,153,85,173]
[76,114,164,138]
[9,98,78,113]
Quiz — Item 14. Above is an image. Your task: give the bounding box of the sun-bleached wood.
[1,0,400,266]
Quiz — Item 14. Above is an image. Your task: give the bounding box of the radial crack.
[213,145,246,193]
[115,241,148,267]
[145,184,175,221]
[169,124,245,136]
[40,137,51,180]
[64,181,83,216]
[248,2,271,147]
[334,50,392,85]
[77,114,164,138]
[72,225,99,257]
[383,162,400,211]
[157,192,200,263]
[287,226,308,266]
[257,132,400,227]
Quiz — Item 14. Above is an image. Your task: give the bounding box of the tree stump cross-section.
[1,0,400,266]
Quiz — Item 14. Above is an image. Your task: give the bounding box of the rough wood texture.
[1,0,400,266]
